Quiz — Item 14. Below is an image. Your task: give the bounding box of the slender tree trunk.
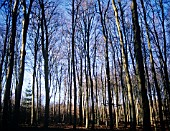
[31,43,36,126]
[53,87,57,122]
[140,1,165,130]
[40,0,50,127]
[142,37,155,126]
[79,58,83,126]
[63,80,66,122]
[57,66,62,123]
[2,0,19,128]
[68,42,72,124]
[0,14,9,113]
[58,80,61,123]
[159,0,170,101]
[105,30,113,130]
[86,24,95,129]
[118,49,127,127]
[36,69,39,125]
[31,23,39,126]
[93,34,99,126]
[85,56,89,129]
[159,2,170,124]
[97,0,113,129]
[150,5,169,102]
[13,0,33,127]
[72,0,77,129]
[112,0,136,129]
[95,63,99,126]
[113,50,119,128]
[101,64,105,123]
[38,56,42,124]
[104,75,108,127]
[131,0,151,130]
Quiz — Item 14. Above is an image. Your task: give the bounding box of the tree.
[39,0,50,127]
[131,0,151,130]
[0,10,10,113]
[140,0,165,130]
[0,0,169,129]
[13,0,34,127]
[71,0,80,129]
[2,0,19,128]
[30,19,40,126]
[77,1,96,128]
[97,0,113,129]
[111,0,136,129]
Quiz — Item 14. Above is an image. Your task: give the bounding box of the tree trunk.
[0,14,9,113]
[68,41,72,124]
[93,35,99,126]
[38,56,42,124]
[72,0,77,129]
[131,0,151,130]
[79,58,83,126]
[57,66,62,123]
[2,0,19,128]
[140,1,165,130]
[13,0,33,127]
[31,23,39,126]
[142,35,155,126]
[36,69,39,124]
[85,56,89,129]
[159,0,170,102]
[86,22,95,129]
[112,0,136,129]
[97,0,113,129]
[2,0,14,128]
[40,0,50,127]
[118,50,127,127]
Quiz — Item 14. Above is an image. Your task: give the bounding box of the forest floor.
[1,123,169,131]
[14,126,168,131]
[1,124,164,131]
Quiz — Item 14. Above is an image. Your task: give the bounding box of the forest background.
[0,0,170,130]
